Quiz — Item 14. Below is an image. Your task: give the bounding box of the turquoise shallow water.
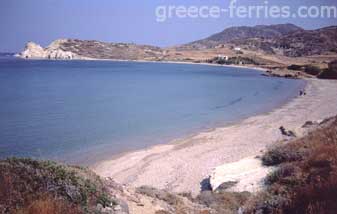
[0,58,305,165]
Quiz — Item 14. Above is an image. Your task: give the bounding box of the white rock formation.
[17,40,76,60]
[209,157,274,193]
[46,49,74,59]
[18,42,45,59]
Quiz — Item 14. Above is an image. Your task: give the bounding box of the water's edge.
[83,64,306,167]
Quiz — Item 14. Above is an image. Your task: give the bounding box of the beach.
[93,79,337,195]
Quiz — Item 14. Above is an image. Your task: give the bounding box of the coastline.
[87,78,304,166]
[15,56,269,74]
[93,78,337,195]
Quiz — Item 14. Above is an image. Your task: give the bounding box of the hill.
[184,23,303,49]
[16,24,337,78]
[17,39,164,61]
[183,24,337,57]
[275,26,337,56]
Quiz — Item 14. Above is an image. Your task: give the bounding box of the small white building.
[234,47,241,51]
[217,55,229,61]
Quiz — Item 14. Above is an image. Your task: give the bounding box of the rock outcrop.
[17,40,77,60]
[17,39,164,61]
[17,42,45,59]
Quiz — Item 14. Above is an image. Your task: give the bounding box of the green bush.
[207,56,259,65]
[262,143,307,166]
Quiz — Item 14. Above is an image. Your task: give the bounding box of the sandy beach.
[93,79,337,195]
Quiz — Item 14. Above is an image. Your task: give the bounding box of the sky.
[0,0,337,52]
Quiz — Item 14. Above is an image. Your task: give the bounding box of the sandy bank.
[93,79,337,195]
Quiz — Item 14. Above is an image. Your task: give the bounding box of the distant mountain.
[186,24,303,49]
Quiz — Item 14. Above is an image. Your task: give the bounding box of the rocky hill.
[17,39,164,61]
[184,23,302,49]
[17,41,77,60]
[181,24,337,57]
[17,24,337,64]
[56,39,163,60]
[274,26,337,57]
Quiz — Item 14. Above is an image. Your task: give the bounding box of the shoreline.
[89,78,305,168]
[16,56,269,74]
[9,57,300,167]
[93,78,337,195]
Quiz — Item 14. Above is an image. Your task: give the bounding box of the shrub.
[318,61,337,79]
[0,158,116,213]
[15,195,81,214]
[196,191,251,214]
[207,56,259,65]
[304,65,321,76]
[287,64,303,71]
[245,116,337,214]
[136,186,181,206]
[262,143,308,166]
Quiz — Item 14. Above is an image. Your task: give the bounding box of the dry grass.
[245,116,337,213]
[196,191,250,214]
[15,195,81,214]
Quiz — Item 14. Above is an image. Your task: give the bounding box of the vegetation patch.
[0,158,117,213]
[207,56,259,65]
[318,60,337,79]
[287,64,304,71]
[245,116,337,213]
[196,191,251,214]
[304,65,322,76]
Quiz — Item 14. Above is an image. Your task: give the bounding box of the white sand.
[93,79,337,195]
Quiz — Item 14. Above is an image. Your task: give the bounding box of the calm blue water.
[0,58,305,165]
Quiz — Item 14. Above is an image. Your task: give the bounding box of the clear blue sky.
[1,0,337,52]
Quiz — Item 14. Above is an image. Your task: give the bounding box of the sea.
[0,57,305,165]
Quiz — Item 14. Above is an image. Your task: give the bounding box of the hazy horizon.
[1,0,337,52]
